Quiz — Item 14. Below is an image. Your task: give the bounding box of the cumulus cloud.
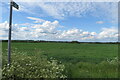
[98,27,118,39]
[0,21,9,40]
[0,18,118,42]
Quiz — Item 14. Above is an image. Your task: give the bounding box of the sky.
[0,0,119,42]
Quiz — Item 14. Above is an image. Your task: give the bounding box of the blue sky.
[0,1,118,42]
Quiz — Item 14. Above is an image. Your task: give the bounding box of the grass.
[2,42,119,78]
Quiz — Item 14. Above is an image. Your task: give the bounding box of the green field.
[2,42,119,78]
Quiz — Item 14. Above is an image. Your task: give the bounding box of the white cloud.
[91,2,118,23]
[27,17,45,23]
[37,2,95,19]
[82,31,89,35]
[0,21,9,30]
[0,21,9,40]
[31,20,59,34]
[56,29,81,40]
[91,32,97,35]
[10,2,117,21]
[98,27,118,39]
[0,19,118,41]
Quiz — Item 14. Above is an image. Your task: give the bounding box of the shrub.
[2,50,67,79]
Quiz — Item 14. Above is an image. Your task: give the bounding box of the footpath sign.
[8,0,19,66]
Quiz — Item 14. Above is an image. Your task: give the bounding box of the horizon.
[1,39,119,42]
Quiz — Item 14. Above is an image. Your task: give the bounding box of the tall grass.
[65,57,119,78]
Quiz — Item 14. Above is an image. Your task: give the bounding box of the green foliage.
[2,50,67,79]
[2,42,118,63]
[67,57,118,78]
[2,42,119,78]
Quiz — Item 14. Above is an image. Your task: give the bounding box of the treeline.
[2,40,120,44]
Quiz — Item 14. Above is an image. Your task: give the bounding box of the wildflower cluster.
[2,50,67,79]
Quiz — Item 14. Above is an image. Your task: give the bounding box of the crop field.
[2,42,119,78]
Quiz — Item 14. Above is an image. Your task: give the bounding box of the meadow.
[2,42,119,78]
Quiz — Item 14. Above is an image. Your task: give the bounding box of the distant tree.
[71,41,79,43]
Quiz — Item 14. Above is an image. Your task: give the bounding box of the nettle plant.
[2,50,67,79]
